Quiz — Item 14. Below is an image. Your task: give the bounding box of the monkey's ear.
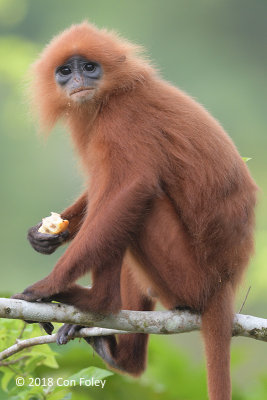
[117,55,126,63]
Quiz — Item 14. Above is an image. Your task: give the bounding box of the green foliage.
[0,319,57,399]
[0,319,113,399]
[0,320,58,390]
[68,366,113,383]
[1,319,267,399]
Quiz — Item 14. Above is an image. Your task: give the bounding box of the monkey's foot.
[11,276,56,302]
[57,324,126,373]
[11,294,55,335]
[56,324,84,345]
[11,292,40,302]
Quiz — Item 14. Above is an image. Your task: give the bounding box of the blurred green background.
[0,0,266,399]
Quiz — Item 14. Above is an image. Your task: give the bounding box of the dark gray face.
[55,55,102,102]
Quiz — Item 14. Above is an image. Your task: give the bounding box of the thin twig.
[17,322,27,340]
[0,327,127,361]
[239,286,251,313]
[0,355,30,366]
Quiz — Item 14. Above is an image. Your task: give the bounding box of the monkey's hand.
[27,223,69,255]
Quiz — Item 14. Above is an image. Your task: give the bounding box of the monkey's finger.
[27,223,42,237]
[40,230,69,244]
[28,234,69,253]
[28,230,69,244]
[29,243,58,255]
[28,230,65,242]
[29,238,60,247]
[28,237,57,247]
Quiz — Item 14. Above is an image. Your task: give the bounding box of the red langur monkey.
[12,22,257,400]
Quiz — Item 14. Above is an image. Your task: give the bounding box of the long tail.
[201,282,234,400]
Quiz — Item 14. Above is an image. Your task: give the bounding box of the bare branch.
[0,298,266,361]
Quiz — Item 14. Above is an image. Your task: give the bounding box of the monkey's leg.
[44,260,122,314]
[20,257,122,334]
[13,177,154,304]
[133,197,233,399]
[132,196,218,311]
[57,262,155,376]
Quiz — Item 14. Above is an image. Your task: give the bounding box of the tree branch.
[0,298,266,361]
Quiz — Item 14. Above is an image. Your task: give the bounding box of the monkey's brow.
[63,55,90,64]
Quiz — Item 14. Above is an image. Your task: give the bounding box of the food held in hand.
[38,212,69,234]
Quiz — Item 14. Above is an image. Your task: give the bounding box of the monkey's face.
[55,55,102,103]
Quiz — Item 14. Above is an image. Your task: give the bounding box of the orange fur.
[18,22,257,399]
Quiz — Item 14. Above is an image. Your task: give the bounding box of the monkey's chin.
[70,89,95,103]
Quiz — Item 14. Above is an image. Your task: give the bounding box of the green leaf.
[24,355,46,374]
[30,344,58,369]
[9,383,45,399]
[242,157,252,162]
[68,366,113,385]
[0,320,25,351]
[47,388,72,400]
[0,368,14,392]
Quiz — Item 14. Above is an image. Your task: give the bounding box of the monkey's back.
[125,78,258,284]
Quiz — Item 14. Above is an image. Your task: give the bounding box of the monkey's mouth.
[70,87,95,96]
[69,87,96,102]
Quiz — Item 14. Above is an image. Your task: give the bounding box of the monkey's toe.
[11,292,37,302]
[40,322,54,335]
[56,324,84,345]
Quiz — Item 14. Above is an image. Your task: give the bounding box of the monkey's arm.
[27,192,88,254]
[60,191,88,239]
[13,176,157,312]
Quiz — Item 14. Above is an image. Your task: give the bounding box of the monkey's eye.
[83,63,96,72]
[58,66,72,76]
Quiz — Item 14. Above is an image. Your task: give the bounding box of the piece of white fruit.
[38,212,69,235]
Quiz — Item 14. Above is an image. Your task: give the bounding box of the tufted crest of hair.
[29,21,155,132]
